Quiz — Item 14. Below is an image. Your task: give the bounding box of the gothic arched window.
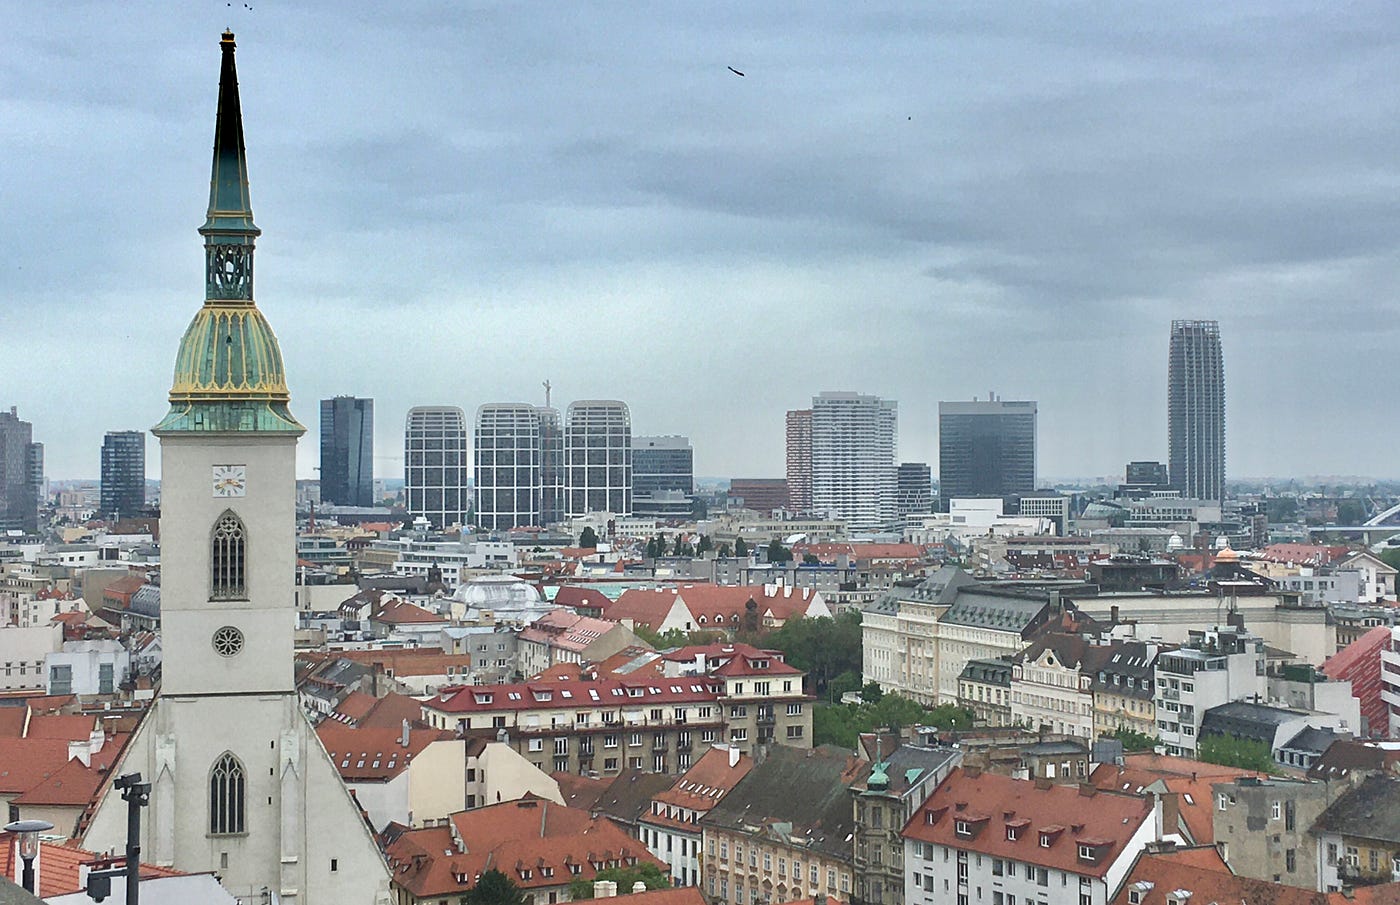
[209,752,246,835]
[211,511,247,600]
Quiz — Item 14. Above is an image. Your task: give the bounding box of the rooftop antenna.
[542,380,552,409]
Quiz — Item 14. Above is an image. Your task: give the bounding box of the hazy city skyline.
[7,4,1400,481]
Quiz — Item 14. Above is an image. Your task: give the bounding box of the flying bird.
[727,66,745,77]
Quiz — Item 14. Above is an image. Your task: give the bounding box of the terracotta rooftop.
[317,723,455,782]
[1089,754,1258,844]
[904,767,1153,877]
[426,676,720,715]
[385,798,661,899]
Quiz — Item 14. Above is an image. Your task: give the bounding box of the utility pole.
[87,773,150,904]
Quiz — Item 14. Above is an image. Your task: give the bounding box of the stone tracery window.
[209,752,246,835]
[211,510,247,600]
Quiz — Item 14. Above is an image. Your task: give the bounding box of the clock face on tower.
[212,464,247,497]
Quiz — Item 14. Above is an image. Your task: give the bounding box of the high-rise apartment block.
[729,478,789,515]
[1168,319,1225,501]
[474,404,543,530]
[319,395,374,506]
[404,406,469,529]
[100,430,146,519]
[809,392,897,532]
[784,409,813,515]
[0,407,40,532]
[564,400,631,517]
[938,396,1036,510]
[896,462,933,518]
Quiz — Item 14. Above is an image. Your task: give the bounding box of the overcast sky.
[6,2,1400,483]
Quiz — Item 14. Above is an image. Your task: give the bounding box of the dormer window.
[1040,833,1053,848]
[1078,844,1094,860]
[955,820,971,836]
[1006,826,1019,841]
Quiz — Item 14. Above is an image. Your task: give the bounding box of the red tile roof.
[25,714,98,741]
[1089,755,1258,844]
[317,723,455,782]
[610,584,825,632]
[1111,850,1343,905]
[372,598,448,625]
[333,690,378,724]
[519,609,626,653]
[903,768,1153,878]
[1258,543,1353,566]
[609,888,707,905]
[385,798,661,899]
[0,707,27,737]
[552,586,615,612]
[644,746,752,828]
[426,676,720,716]
[792,542,934,563]
[332,647,477,677]
[662,642,803,677]
[358,692,434,731]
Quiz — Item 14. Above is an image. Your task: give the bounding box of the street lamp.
[4,818,55,894]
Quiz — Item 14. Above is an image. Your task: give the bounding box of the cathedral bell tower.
[154,29,303,697]
[83,33,391,905]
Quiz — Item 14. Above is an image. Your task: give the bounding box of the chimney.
[1078,783,1096,797]
[401,718,411,748]
[729,745,740,768]
[632,882,647,894]
[964,765,983,779]
[1034,777,1053,791]
[593,881,613,898]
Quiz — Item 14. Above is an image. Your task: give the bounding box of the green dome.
[154,302,303,434]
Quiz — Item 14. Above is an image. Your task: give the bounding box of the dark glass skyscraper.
[319,396,374,506]
[100,430,146,519]
[938,397,1037,510]
[1167,320,1225,501]
[0,407,39,532]
[896,462,933,517]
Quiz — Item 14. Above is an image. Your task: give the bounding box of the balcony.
[757,709,776,726]
[1160,687,1180,701]
[677,740,693,752]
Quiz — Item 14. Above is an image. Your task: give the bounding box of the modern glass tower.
[564,400,631,517]
[938,397,1037,509]
[100,430,146,519]
[0,407,39,532]
[404,405,469,529]
[319,396,374,506]
[474,403,544,529]
[1168,320,1225,501]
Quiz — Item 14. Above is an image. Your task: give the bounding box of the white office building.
[565,400,631,517]
[474,403,543,529]
[404,406,469,529]
[810,392,897,533]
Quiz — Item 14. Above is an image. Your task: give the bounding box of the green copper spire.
[155,32,302,436]
[201,30,259,302]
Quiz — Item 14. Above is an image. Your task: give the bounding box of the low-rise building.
[701,745,866,905]
[638,744,753,887]
[1088,641,1160,741]
[1211,775,1342,889]
[851,742,962,905]
[518,609,644,678]
[1010,635,1096,739]
[661,643,812,753]
[1312,774,1400,892]
[959,658,1014,728]
[1154,625,1267,758]
[384,797,661,905]
[901,766,1162,905]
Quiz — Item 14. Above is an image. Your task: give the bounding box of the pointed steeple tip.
[222,29,235,43]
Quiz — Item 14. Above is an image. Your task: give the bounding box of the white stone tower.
[80,32,390,905]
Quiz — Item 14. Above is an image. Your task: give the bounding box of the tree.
[645,538,657,558]
[696,534,713,555]
[861,681,884,703]
[1197,734,1274,772]
[717,543,732,557]
[803,553,820,565]
[466,869,528,905]
[1380,548,1400,572]
[828,670,863,701]
[767,539,793,563]
[569,863,669,899]
[1110,726,1161,752]
[1337,499,1366,525]
[654,533,668,556]
[735,537,749,556]
[579,526,599,549]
